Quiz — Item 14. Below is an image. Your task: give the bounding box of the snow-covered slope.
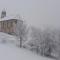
[0,44,54,60]
[0,32,54,60]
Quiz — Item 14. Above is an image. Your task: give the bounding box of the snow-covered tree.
[16,20,28,47]
[40,28,58,58]
[23,26,42,53]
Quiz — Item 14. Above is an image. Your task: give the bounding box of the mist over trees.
[21,26,60,59]
[15,18,60,59]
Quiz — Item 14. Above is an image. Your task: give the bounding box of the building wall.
[0,19,17,34]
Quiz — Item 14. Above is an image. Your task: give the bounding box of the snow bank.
[0,32,18,45]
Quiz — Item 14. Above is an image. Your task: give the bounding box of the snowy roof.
[0,15,21,21]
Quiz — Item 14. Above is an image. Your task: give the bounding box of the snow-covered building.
[0,10,23,35]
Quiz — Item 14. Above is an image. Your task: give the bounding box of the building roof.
[0,15,21,21]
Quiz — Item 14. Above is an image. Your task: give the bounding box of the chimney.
[1,9,6,18]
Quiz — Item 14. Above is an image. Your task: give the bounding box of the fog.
[0,0,60,29]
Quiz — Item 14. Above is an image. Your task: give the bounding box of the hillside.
[0,32,54,60]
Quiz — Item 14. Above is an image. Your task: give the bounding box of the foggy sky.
[0,0,60,29]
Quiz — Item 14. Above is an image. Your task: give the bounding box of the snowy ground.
[0,44,54,60]
[0,32,54,60]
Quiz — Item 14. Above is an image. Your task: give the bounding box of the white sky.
[0,0,60,29]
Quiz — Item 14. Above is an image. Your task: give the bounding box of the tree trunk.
[20,36,22,48]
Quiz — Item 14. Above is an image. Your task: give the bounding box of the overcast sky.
[0,0,60,29]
